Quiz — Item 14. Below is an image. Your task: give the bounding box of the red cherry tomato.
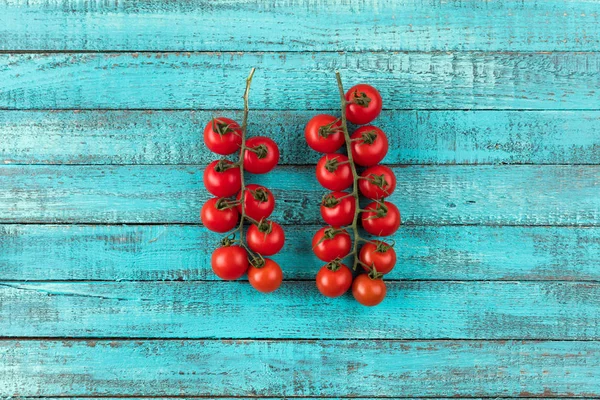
[236,184,275,221]
[320,191,356,227]
[352,274,386,306]
[359,165,397,199]
[359,241,397,275]
[244,136,280,174]
[248,258,283,293]
[211,244,248,280]
[315,154,353,191]
[312,227,352,262]
[345,84,383,125]
[201,198,239,233]
[203,117,242,155]
[316,262,353,298]
[247,221,285,256]
[203,159,241,197]
[304,114,345,153]
[361,201,401,236]
[350,126,389,167]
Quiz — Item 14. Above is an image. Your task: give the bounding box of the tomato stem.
[335,71,362,271]
[236,67,256,244]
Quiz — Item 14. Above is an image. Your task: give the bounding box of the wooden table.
[1,1,599,397]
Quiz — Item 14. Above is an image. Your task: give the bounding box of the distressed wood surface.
[2,52,600,110]
[0,165,597,225]
[2,110,599,165]
[2,339,599,397]
[1,0,599,52]
[1,224,598,282]
[1,281,599,339]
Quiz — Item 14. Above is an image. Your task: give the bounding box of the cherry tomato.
[211,244,248,280]
[320,191,356,227]
[312,226,352,262]
[244,136,280,174]
[203,159,241,197]
[247,221,285,256]
[305,114,345,153]
[361,201,401,236]
[248,258,283,293]
[203,117,242,155]
[236,184,275,221]
[359,165,396,199]
[316,262,353,298]
[350,126,389,167]
[352,273,386,306]
[345,84,382,125]
[359,241,397,274]
[201,198,239,233]
[315,154,353,191]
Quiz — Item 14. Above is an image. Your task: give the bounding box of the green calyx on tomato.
[375,240,394,253]
[318,118,342,138]
[251,187,270,202]
[364,201,388,220]
[322,193,341,208]
[215,198,236,211]
[324,157,344,172]
[247,144,269,159]
[212,118,238,136]
[358,130,378,144]
[366,265,384,280]
[256,220,273,234]
[366,173,389,189]
[350,89,372,107]
[325,259,344,272]
[214,159,238,173]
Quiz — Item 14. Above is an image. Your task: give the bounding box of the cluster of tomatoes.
[305,83,400,306]
[200,117,285,293]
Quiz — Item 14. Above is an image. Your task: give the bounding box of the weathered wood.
[0,165,597,225]
[1,339,599,396]
[2,52,600,110]
[2,110,599,165]
[1,224,598,282]
[1,0,599,52]
[1,281,599,339]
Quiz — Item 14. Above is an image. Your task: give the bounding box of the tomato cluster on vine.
[305,80,400,307]
[200,74,285,293]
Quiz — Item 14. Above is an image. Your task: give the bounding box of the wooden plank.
[1,224,598,282]
[2,52,600,110]
[1,0,599,52]
[1,281,599,339]
[1,339,598,396]
[2,110,600,165]
[0,165,597,225]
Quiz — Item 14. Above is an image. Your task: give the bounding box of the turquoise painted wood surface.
[2,340,599,397]
[2,281,599,339]
[2,52,600,110]
[2,110,599,165]
[0,165,597,225]
[1,0,600,398]
[1,225,598,281]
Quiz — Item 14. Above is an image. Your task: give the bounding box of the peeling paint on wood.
[1,281,599,339]
[0,165,597,225]
[0,224,598,282]
[1,0,599,52]
[2,52,600,110]
[1,110,599,165]
[1,340,599,396]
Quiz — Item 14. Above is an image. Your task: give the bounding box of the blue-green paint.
[1,110,599,165]
[1,340,599,396]
[0,224,597,282]
[2,52,599,110]
[1,281,599,339]
[0,165,597,225]
[1,0,599,52]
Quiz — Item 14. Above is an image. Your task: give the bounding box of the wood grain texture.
[1,224,598,282]
[0,165,597,225]
[1,281,599,339]
[2,339,599,397]
[2,110,599,165]
[1,0,599,52]
[2,52,600,110]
